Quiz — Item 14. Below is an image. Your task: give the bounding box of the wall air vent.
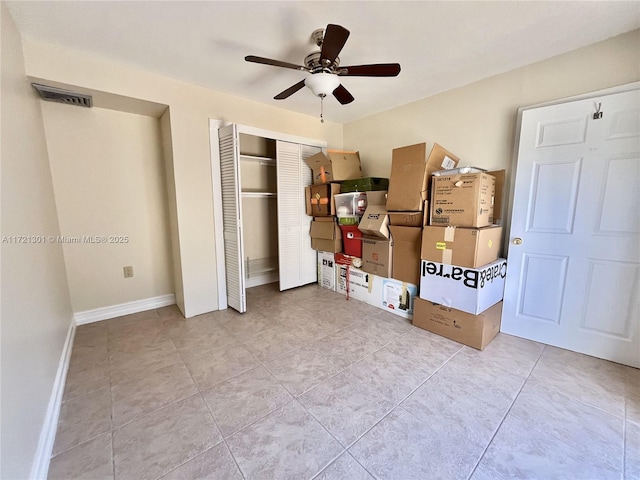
[32,84,93,108]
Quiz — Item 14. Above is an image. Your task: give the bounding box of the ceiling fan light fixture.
[304,73,340,97]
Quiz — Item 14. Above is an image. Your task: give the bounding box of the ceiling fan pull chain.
[320,94,325,123]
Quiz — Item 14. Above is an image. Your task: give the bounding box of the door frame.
[504,81,640,257]
[208,120,326,310]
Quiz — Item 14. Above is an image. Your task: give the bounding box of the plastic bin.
[340,177,389,193]
[334,192,367,219]
[339,224,363,257]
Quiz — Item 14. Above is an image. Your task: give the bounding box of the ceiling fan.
[245,24,401,120]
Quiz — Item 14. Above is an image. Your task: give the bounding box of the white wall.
[344,30,640,178]
[40,103,175,313]
[0,4,74,478]
[21,38,343,317]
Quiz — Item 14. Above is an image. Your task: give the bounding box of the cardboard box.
[310,217,342,253]
[376,278,417,319]
[305,183,341,217]
[430,172,495,227]
[389,226,422,285]
[388,203,428,227]
[361,238,393,278]
[317,251,336,291]
[336,266,418,320]
[305,150,362,185]
[336,265,370,302]
[421,225,502,268]
[334,253,360,267]
[340,224,363,257]
[413,298,502,350]
[387,143,459,212]
[358,191,389,239]
[419,258,506,314]
[488,170,505,225]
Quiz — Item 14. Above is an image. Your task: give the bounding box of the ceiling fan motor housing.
[304,52,339,73]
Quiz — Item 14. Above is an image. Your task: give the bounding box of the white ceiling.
[7,1,640,124]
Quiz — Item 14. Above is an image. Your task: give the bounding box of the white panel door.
[502,89,640,367]
[218,124,246,313]
[276,141,318,291]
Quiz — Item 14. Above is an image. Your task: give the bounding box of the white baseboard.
[30,318,76,480]
[74,294,176,325]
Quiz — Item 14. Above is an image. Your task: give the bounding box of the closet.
[218,124,324,313]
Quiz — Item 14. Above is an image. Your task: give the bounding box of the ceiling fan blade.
[338,63,401,77]
[274,80,307,100]
[245,55,308,72]
[333,84,354,105]
[320,24,350,64]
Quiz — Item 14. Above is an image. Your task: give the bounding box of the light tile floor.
[49,283,640,480]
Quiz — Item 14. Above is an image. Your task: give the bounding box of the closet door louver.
[218,124,246,312]
[300,145,322,285]
[276,141,319,290]
[276,141,302,291]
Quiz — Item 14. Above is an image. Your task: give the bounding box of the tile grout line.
[216,301,399,478]
[622,420,626,480]
[244,303,468,471]
[527,348,628,421]
[172,339,248,480]
[622,394,627,480]
[335,342,466,455]
[465,344,547,480]
[107,317,116,480]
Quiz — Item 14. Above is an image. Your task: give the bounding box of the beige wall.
[0,4,74,478]
[40,103,175,313]
[22,39,343,317]
[160,109,185,313]
[344,30,640,180]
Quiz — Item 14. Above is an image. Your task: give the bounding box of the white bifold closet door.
[218,124,246,312]
[276,141,320,290]
[218,126,320,312]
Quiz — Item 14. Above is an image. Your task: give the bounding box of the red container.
[339,225,362,257]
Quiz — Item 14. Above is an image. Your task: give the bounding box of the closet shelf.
[241,191,277,198]
[246,256,278,279]
[240,154,276,166]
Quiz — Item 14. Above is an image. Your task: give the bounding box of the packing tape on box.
[345,265,350,301]
[444,226,456,242]
[441,249,453,265]
[320,166,328,184]
[401,283,408,306]
[310,195,329,206]
[367,273,374,293]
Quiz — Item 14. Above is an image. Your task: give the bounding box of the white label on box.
[336,265,370,301]
[441,155,456,170]
[317,251,336,291]
[336,267,418,320]
[419,259,507,314]
[381,280,416,316]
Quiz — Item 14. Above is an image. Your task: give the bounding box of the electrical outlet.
[123,266,134,278]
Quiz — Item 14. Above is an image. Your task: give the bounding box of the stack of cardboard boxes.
[413,168,507,350]
[306,150,362,253]
[306,143,507,348]
[386,143,460,286]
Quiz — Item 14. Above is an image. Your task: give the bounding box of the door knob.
[513,237,523,245]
